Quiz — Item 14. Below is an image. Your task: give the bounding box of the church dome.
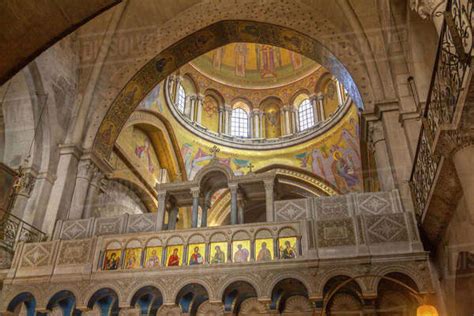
[190,43,320,89]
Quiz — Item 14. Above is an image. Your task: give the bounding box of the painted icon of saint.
[104,252,120,270]
[257,242,272,261]
[145,249,160,268]
[211,245,226,264]
[167,248,180,266]
[126,253,138,269]
[281,240,296,259]
[233,244,249,263]
[189,246,204,265]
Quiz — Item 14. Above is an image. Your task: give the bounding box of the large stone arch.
[88,15,372,161]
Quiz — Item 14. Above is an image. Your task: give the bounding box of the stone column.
[237,193,245,224]
[291,108,299,133]
[191,187,200,228]
[335,78,344,106]
[229,184,238,225]
[281,106,290,135]
[264,180,274,222]
[201,192,211,228]
[168,205,179,230]
[42,144,82,233]
[454,145,474,217]
[253,109,261,137]
[368,121,395,191]
[173,76,182,104]
[249,110,255,137]
[218,106,224,134]
[224,105,232,135]
[68,159,94,220]
[196,95,204,124]
[317,95,325,121]
[82,168,104,218]
[309,95,319,123]
[156,190,167,231]
[186,95,195,120]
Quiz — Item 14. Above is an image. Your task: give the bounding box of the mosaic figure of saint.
[168,248,180,266]
[331,151,359,192]
[234,43,248,77]
[126,253,138,269]
[233,244,249,263]
[189,246,203,265]
[146,249,160,268]
[281,241,296,259]
[135,138,154,173]
[257,242,272,261]
[259,45,276,78]
[211,245,226,264]
[104,252,120,270]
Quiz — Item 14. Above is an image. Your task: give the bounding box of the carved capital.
[191,187,200,198]
[410,0,446,19]
[157,190,167,201]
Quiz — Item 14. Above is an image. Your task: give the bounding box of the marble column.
[253,109,261,138]
[229,184,238,225]
[196,95,204,124]
[334,78,344,106]
[168,205,179,230]
[454,145,474,217]
[173,76,182,104]
[218,107,224,134]
[291,108,298,133]
[368,121,395,191]
[191,187,200,228]
[68,159,94,220]
[224,105,232,135]
[156,191,167,231]
[264,180,274,222]
[249,110,255,137]
[281,106,290,135]
[309,95,319,123]
[317,95,325,121]
[82,168,104,218]
[167,75,176,103]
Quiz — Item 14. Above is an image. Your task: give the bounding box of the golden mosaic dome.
[190,43,320,89]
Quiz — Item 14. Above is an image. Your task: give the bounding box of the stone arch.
[181,73,199,95]
[46,290,79,315]
[323,275,365,315]
[217,277,263,300]
[82,284,123,308]
[376,272,420,315]
[370,265,428,294]
[174,282,210,315]
[6,292,37,316]
[257,164,341,196]
[231,97,253,111]
[170,279,214,303]
[129,285,164,316]
[194,161,234,185]
[316,269,365,297]
[86,288,120,316]
[91,19,367,161]
[269,277,310,313]
[220,280,260,313]
[289,88,312,108]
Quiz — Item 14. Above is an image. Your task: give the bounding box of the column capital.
[263,180,274,191]
[191,187,200,198]
[157,190,167,200]
[228,183,239,192]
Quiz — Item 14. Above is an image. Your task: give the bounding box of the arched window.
[176,83,186,113]
[231,108,249,137]
[298,99,315,131]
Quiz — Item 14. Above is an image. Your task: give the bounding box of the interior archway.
[92,20,364,161]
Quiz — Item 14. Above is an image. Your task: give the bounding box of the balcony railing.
[0,210,46,252]
[410,0,473,218]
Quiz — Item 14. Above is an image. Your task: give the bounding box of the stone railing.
[0,190,431,315]
[410,0,473,218]
[0,210,45,268]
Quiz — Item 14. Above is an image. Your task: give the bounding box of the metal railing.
[0,209,46,252]
[410,0,473,218]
